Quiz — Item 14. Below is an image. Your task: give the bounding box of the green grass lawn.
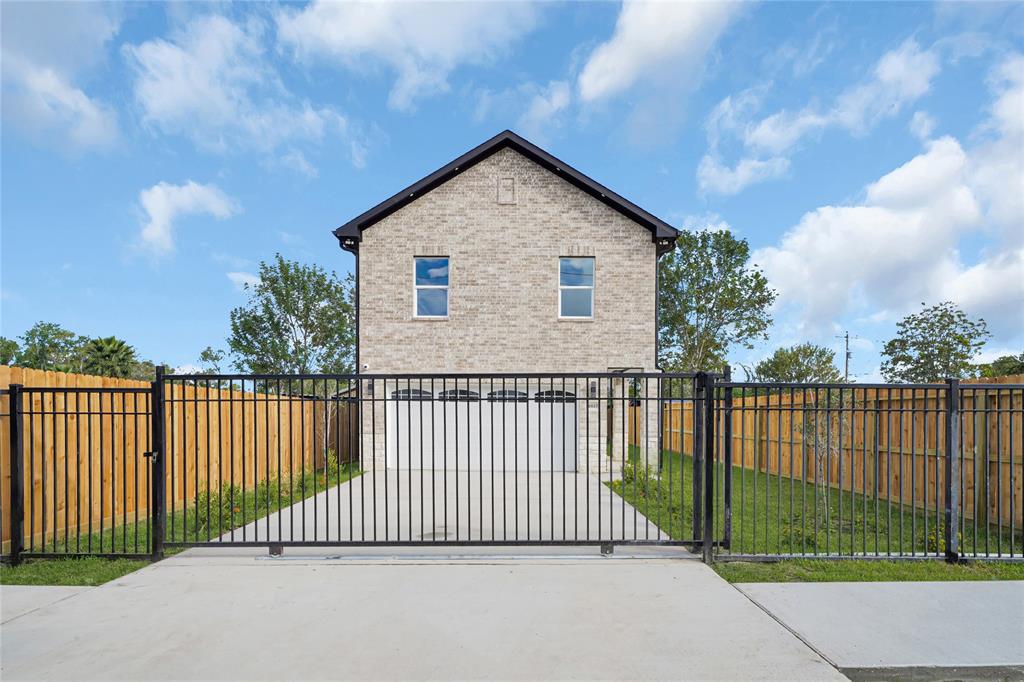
[0,557,149,586]
[613,448,1022,561]
[714,559,1024,583]
[2,460,361,586]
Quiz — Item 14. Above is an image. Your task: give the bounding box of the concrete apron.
[737,581,1024,680]
[0,552,844,681]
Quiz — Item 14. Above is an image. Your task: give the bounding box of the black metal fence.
[709,381,1022,561]
[2,371,1020,564]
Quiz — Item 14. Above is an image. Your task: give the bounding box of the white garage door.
[385,391,577,471]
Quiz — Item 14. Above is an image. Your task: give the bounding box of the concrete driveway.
[216,470,667,543]
[0,548,843,681]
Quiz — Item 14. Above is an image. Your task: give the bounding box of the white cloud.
[278,230,304,245]
[226,271,260,292]
[939,249,1024,330]
[577,1,742,103]
[831,39,940,134]
[969,53,1024,246]
[909,111,936,140]
[702,85,767,149]
[744,108,829,155]
[0,2,120,151]
[474,79,572,142]
[517,81,571,140]
[752,56,1024,341]
[765,28,838,79]
[973,346,1024,365]
[138,181,238,255]
[697,154,790,195]
[679,212,734,234]
[864,136,976,211]
[574,1,744,144]
[279,149,319,178]
[276,1,539,111]
[753,137,982,326]
[696,84,797,194]
[701,40,943,195]
[124,14,364,168]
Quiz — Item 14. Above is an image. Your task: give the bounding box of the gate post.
[702,372,716,564]
[944,378,960,562]
[150,366,166,561]
[692,374,704,543]
[722,367,732,551]
[7,384,25,566]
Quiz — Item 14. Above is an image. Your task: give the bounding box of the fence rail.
[2,366,1021,563]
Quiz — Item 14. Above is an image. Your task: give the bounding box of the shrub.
[926,527,963,554]
[621,461,654,497]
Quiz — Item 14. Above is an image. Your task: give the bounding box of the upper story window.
[559,257,594,318]
[414,257,449,318]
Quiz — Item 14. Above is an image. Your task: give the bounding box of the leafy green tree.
[130,359,158,382]
[81,336,138,378]
[15,322,87,372]
[227,254,355,376]
[659,229,776,371]
[881,302,990,382]
[747,343,843,383]
[0,336,19,365]
[128,358,173,382]
[978,352,1024,378]
[198,346,226,374]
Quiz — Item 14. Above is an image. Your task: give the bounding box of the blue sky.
[1,1,1022,378]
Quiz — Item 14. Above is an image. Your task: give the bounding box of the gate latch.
[142,451,160,463]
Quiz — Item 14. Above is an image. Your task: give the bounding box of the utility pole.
[843,332,850,382]
[836,331,851,382]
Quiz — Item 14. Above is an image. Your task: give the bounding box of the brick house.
[333,131,678,473]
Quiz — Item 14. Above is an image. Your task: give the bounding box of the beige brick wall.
[357,147,658,374]
[355,147,662,471]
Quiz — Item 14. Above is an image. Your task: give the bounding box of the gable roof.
[333,130,679,255]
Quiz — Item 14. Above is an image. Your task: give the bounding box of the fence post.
[693,373,705,543]
[722,366,732,551]
[150,366,166,561]
[944,377,960,562]
[7,384,25,566]
[702,372,716,564]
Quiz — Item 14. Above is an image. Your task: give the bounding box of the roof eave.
[333,130,681,248]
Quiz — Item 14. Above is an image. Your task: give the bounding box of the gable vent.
[497,177,516,204]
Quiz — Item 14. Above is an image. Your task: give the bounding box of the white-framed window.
[414,256,449,318]
[559,256,594,318]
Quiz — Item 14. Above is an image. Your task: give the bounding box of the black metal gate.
[2,384,156,561]
[153,370,724,559]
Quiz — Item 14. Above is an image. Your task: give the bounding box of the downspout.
[654,236,675,372]
[337,234,360,374]
[655,235,676,467]
[655,251,662,372]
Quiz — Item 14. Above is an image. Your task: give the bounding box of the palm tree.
[82,336,138,378]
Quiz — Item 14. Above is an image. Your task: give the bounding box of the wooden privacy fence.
[1,367,357,550]
[630,378,1023,529]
